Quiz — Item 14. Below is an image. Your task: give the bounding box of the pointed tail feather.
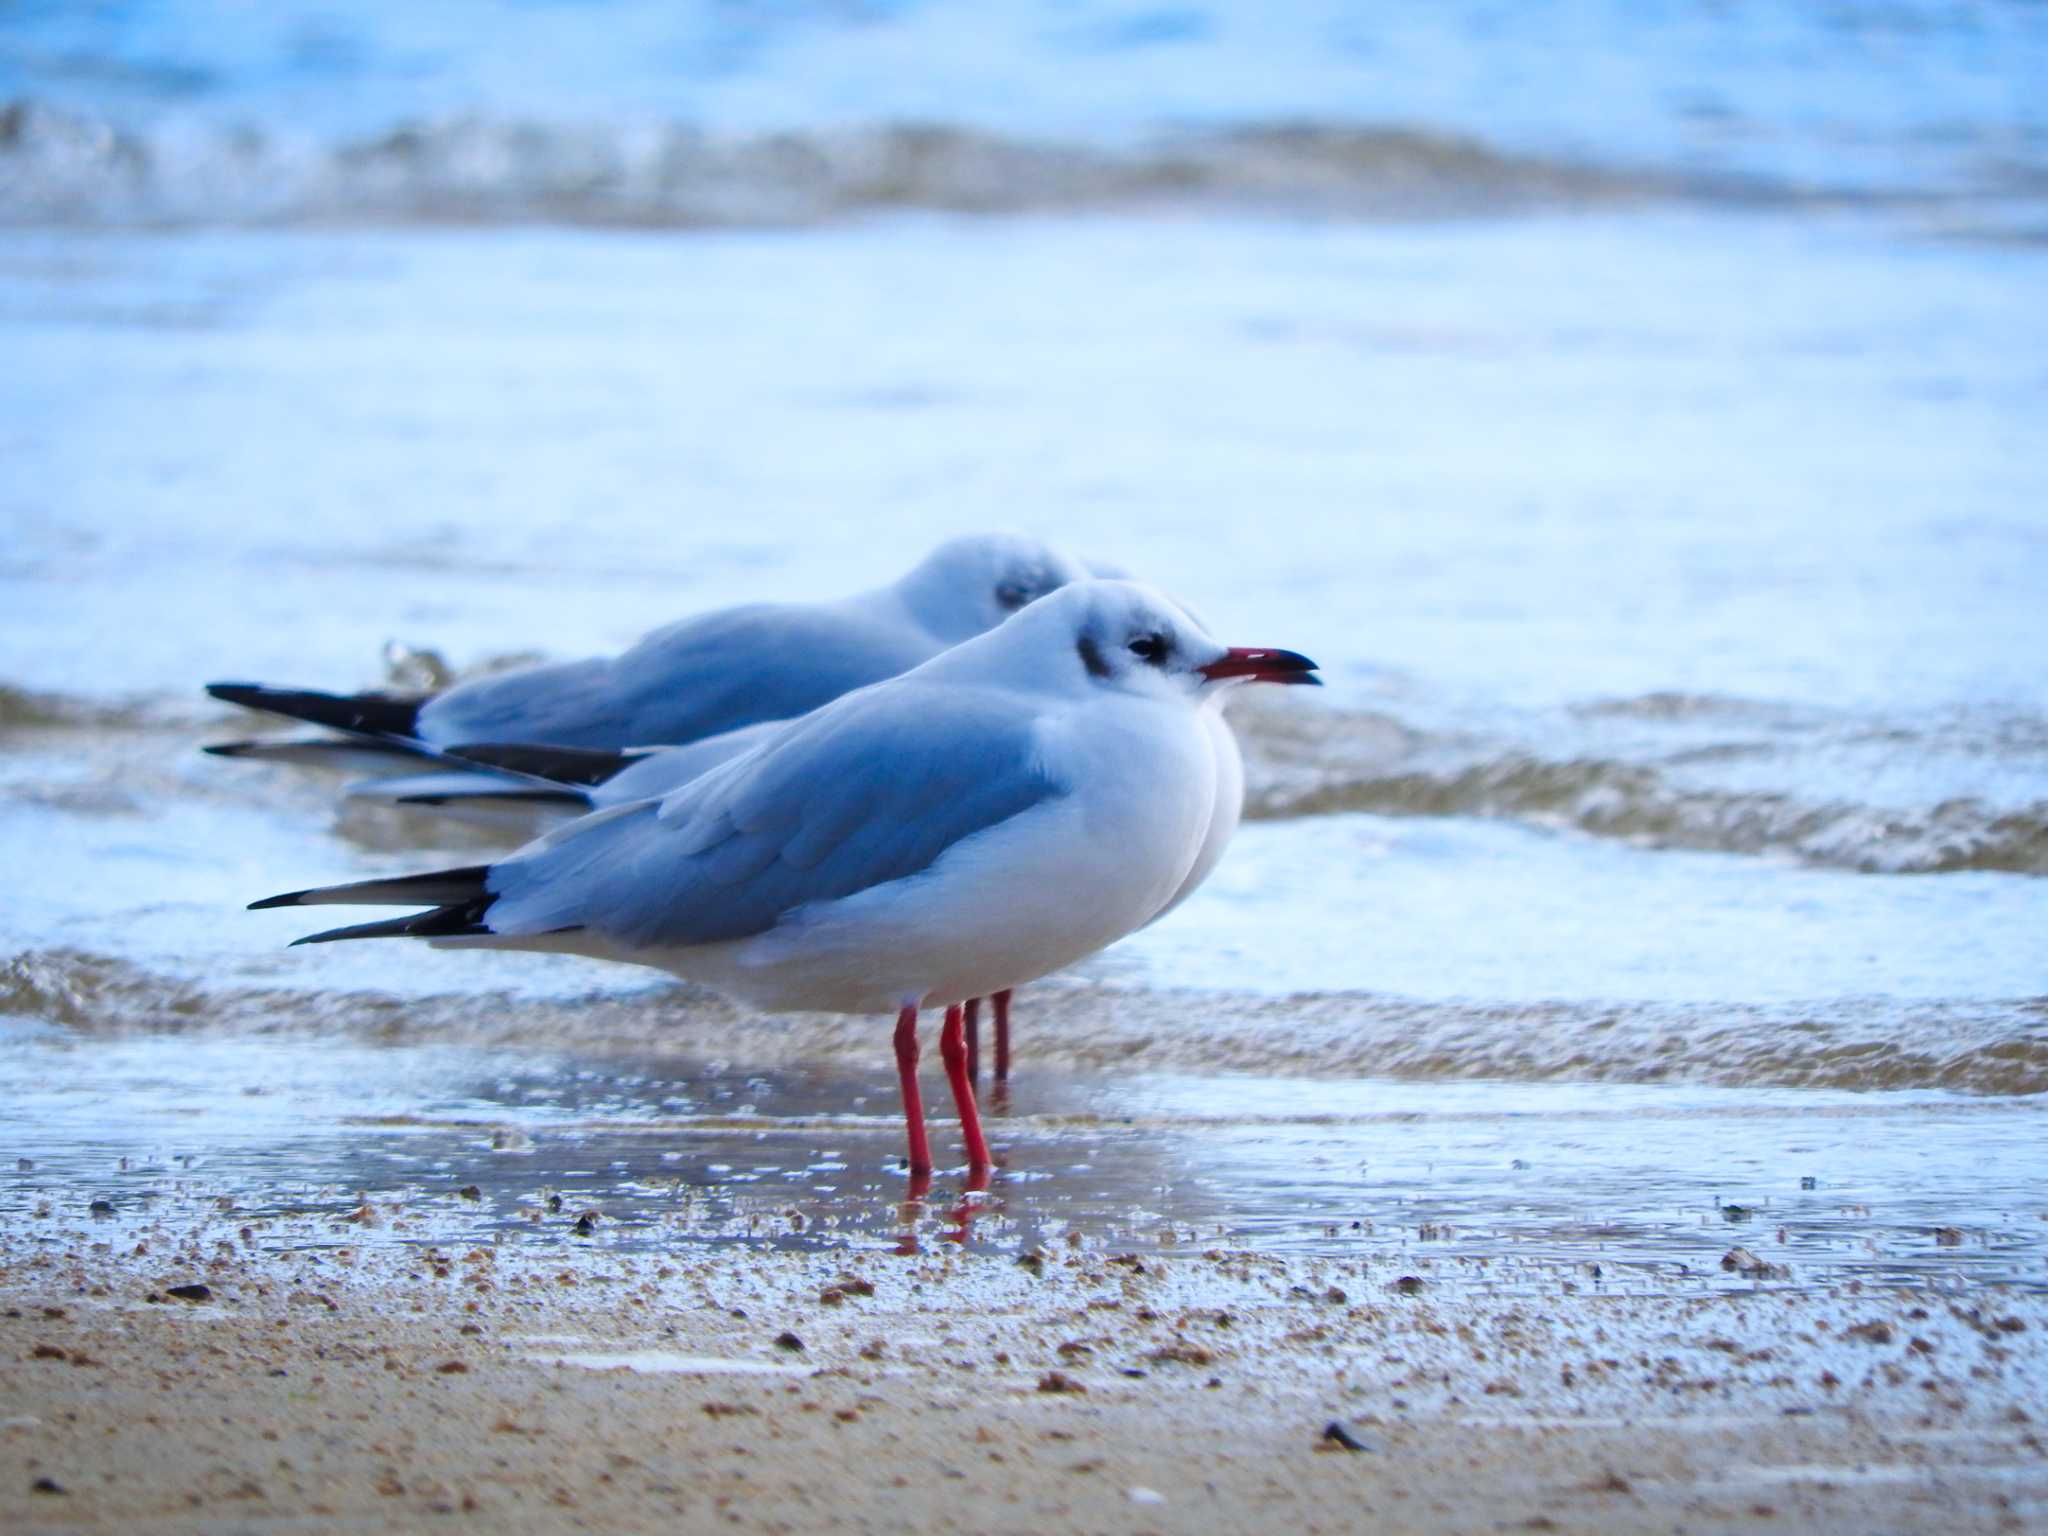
[250,864,492,910]
[207,682,428,744]
[205,736,432,772]
[291,901,498,946]
[397,787,589,808]
[446,741,649,787]
[341,770,591,808]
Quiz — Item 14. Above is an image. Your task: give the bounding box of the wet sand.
[3,1190,2043,1534]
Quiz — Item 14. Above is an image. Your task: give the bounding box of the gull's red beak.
[1198,647,1322,686]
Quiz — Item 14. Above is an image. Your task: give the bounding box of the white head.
[992,579,1320,702]
[1084,554,1218,636]
[893,533,1093,644]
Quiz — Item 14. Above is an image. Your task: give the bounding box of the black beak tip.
[1268,648,1322,684]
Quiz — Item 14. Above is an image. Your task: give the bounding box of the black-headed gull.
[352,682,1244,1087]
[246,580,1317,1176]
[205,532,1089,762]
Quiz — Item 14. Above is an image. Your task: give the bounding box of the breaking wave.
[0,683,198,733]
[9,677,2046,876]
[1251,751,2048,876]
[6,947,2045,1097]
[0,100,1733,228]
[1241,700,2048,877]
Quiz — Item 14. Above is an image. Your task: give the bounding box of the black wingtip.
[394,789,587,808]
[446,742,643,788]
[289,901,498,946]
[205,681,427,741]
[247,864,493,912]
[289,925,386,946]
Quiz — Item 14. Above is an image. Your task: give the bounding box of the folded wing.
[274,683,1065,954]
[417,605,932,750]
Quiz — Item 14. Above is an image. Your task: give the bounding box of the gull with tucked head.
[203,531,1091,763]
[245,580,1319,1179]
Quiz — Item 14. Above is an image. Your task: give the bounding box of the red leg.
[939,1002,992,1171]
[963,996,981,1084]
[893,1005,931,1176]
[992,988,1014,1082]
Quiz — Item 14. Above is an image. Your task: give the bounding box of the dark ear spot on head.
[1076,633,1111,680]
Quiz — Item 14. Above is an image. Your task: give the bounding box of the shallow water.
[6,1026,2044,1297]
[2,214,2043,1046]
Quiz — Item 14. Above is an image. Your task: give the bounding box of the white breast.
[659,691,1217,1015]
[1150,703,1243,926]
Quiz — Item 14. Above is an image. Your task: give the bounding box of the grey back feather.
[417,605,936,750]
[590,720,786,807]
[485,683,1062,949]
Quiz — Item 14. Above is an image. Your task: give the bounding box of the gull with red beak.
[364,612,1267,1089]
[243,580,1319,1178]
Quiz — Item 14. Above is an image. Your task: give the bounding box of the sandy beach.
[6,1188,2044,1534]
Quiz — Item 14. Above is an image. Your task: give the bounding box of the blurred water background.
[1,2,2044,1280]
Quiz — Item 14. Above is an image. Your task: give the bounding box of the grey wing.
[415,654,619,748]
[418,605,933,751]
[484,686,1061,949]
[588,720,789,808]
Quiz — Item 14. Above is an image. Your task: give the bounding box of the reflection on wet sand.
[6,1031,2043,1295]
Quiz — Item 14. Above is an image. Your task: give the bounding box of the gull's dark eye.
[994,580,1032,612]
[1128,633,1170,666]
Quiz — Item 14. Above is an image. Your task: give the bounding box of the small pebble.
[1129,1486,1166,1505]
[774,1331,805,1353]
[165,1284,212,1303]
[31,1476,64,1496]
[1721,1247,1788,1280]
[1322,1421,1376,1453]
